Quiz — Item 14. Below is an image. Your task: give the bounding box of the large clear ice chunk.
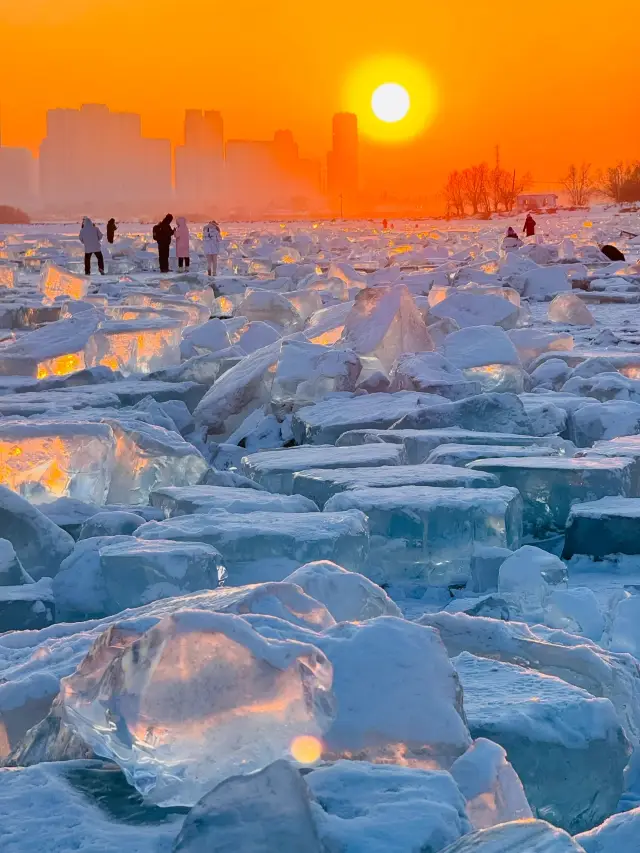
[468,456,633,538]
[454,651,630,833]
[0,420,116,505]
[59,611,335,806]
[150,485,319,516]
[564,497,640,558]
[39,263,89,303]
[324,486,522,587]
[440,820,587,853]
[271,339,361,408]
[85,319,183,376]
[241,443,407,494]
[292,464,499,508]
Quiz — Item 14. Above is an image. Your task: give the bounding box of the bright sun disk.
[372,83,411,123]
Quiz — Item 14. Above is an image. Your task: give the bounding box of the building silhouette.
[0,119,37,211]
[175,109,224,213]
[39,104,171,215]
[327,112,359,212]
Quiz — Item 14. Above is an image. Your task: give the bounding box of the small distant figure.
[79,217,104,275]
[203,220,222,276]
[153,214,175,273]
[601,244,626,262]
[382,218,388,229]
[106,218,117,245]
[175,217,191,269]
[502,226,523,251]
[523,213,536,238]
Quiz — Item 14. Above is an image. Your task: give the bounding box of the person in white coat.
[203,220,222,276]
[79,217,105,275]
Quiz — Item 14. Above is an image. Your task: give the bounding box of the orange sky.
[1,0,639,198]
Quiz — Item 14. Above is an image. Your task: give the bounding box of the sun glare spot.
[290,734,323,764]
[372,83,410,123]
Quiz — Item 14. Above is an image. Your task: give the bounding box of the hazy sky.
[2,0,639,196]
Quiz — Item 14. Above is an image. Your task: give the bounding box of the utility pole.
[339,193,344,219]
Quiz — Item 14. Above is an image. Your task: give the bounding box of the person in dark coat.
[523,213,536,237]
[600,244,626,262]
[153,214,175,273]
[106,218,117,244]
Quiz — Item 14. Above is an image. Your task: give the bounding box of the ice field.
[2,211,640,850]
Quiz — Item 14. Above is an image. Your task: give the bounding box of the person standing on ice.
[523,213,536,238]
[106,218,117,244]
[79,217,105,275]
[153,214,175,273]
[203,220,222,276]
[175,217,191,269]
[502,226,523,251]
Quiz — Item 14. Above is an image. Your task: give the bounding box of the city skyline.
[0,104,360,218]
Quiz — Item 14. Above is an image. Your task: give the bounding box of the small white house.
[516,193,559,212]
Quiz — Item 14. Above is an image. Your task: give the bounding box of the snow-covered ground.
[1,209,640,850]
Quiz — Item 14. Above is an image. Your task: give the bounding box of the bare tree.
[562,163,596,207]
[601,162,640,204]
[461,163,491,215]
[444,170,466,217]
[495,169,532,212]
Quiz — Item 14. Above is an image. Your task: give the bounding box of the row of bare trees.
[561,162,640,207]
[444,164,531,217]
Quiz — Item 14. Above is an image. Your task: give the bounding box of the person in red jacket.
[523,213,536,237]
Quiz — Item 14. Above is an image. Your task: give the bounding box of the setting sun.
[372,83,411,124]
[344,55,438,143]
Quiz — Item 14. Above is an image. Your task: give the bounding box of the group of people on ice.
[78,215,222,276]
[501,214,537,251]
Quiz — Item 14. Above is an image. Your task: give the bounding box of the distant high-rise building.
[327,112,359,209]
[39,104,171,215]
[175,109,224,212]
[0,146,37,211]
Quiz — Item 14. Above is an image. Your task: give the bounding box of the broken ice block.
[307,761,470,853]
[392,393,534,435]
[508,329,573,367]
[237,289,301,328]
[0,312,98,378]
[498,545,567,620]
[304,301,353,346]
[136,510,369,582]
[174,759,324,853]
[78,511,145,539]
[0,420,116,505]
[0,485,74,580]
[0,578,55,633]
[60,611,334,805]
[292,464,499,508]
[338,285,434,371]
[106,419,208,506]
[271,340,361,408]
[443,821,587,852]
[443,326,526,393]
[40,263,89,303]
[241,443,407,494]
[580,435,640,495]
[564,497,640,559]
[337,427,569,464]
[548,293,595,326]
[430,292,520,330]
[292,391,445,445]
[426,443,563,468]
[0,265,16,288]
[454,651,630,834]
[468,456,633,538]
[390,352,481,399]
[150,485,318,517]
[324,486,522,587]
[85,318,182,376]
[194,342,280,438]
[98,538,225,614]
[576,809,640,853]
[284,560,401,622]
[570,401,640,447]
[524,266,571,300]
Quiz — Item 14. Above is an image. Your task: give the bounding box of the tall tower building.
[327,112,359,210]
[175,109,224,212]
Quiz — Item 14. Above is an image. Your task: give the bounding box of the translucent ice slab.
[292,464,499,508]
[60,611,334,805]
[580,434,640,495]
[336,428,569,464]
[441,819,587,852]
[0,313,98,378]
[150,485,318,517]
[426,443,564,468]
[106,419,208,506]
[454,652,629,834]
[85,319,182,376]
[564,497,640,558]
[0,420,115,505]
[241,443,407,494]
[271,340,361,408]
[324,486,522,587]
[292,391,445,445]
[468,456,634,538]
[136,510,369,582]
[40,263,89,303]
